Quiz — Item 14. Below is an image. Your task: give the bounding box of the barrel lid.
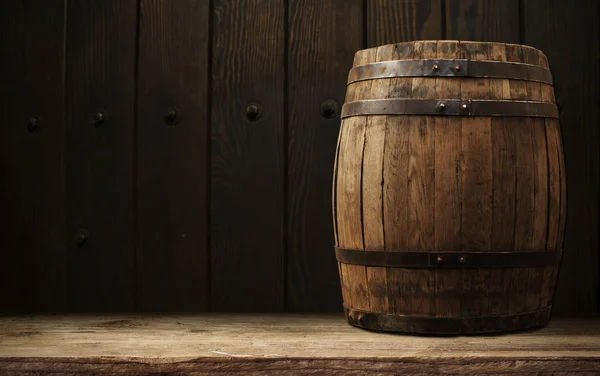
[353,40,549,69]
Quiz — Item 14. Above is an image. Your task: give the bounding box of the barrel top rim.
[355,40,549,61]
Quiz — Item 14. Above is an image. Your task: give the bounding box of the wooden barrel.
[333,41,565,335]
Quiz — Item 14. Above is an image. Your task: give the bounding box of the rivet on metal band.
[335,247,560,268]
[347,59,554,85]
[341,99,559,119]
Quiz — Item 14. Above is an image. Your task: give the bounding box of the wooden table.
[1,315,599,375]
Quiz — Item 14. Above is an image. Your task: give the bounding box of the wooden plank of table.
[0,316,599,375]
[136,0,209,311]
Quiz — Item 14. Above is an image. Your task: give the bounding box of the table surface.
[1,314,599,375]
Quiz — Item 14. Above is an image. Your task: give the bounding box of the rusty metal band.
[344,306,552,334]
[341,99,559,119]
[347,59,553,84]
[335,247,560,268]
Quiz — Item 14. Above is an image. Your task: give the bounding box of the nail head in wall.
[164,107,180,126]
[245,103,262,122]
[27,117,40,133]
[93,111,107,128]
[73,230,89,248]
[320,99,339,119]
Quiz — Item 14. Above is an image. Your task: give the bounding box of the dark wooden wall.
[1,0,598,314]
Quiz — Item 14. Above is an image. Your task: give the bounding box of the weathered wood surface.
[211,0,285,311]
[335,41,563,333]
[0,0,67,312]
[446,0,519,43]
[136,0,210,311]
[0,315,599,375]
[64,0,138,311]
[367,0,442,47]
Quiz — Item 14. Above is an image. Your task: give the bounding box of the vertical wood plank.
[362,115,388,313]
[525,119,549,311]
[459,42,493,316]
[382,42,414,315]
[211,0,285,311]
[524,0,599,314]
[446,0,519,43]
[362,45,394,314]
[489,116,516,315]
[287,0,363,312]
[403,41,435,315]
[514,120,535,251]
[513,115,536,313]
[336,115,367,252]
[0,0,67,312]
[65,0,137,311]
[383,117,411,315]
[336,114,369,311]
[488,45,514,314]
[367,0,442,47]
[336,49,375,313]
[137,0,209,311]
[434,40,461,317]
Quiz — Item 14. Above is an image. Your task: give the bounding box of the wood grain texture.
[137,0,209,311]
[434,40,461,317]
[382,43,414,316]
[287,0,363,312]
[523,0,599,314]
[1,359,600,376]
[336,48,375,313]
[459,42,492,316]
[211,0,285,311]
[336,114,369,311]
[0,0,67,312]
[446,0,519,43]
[363,110,388,313]
[1,315,600,375]
[404,41,435,315]
[361,46,394,314]
[490,115,515,315]
[367,0,442,47]
[335,116,366,251]
[64,0,137,312]
[334,39,562,334]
